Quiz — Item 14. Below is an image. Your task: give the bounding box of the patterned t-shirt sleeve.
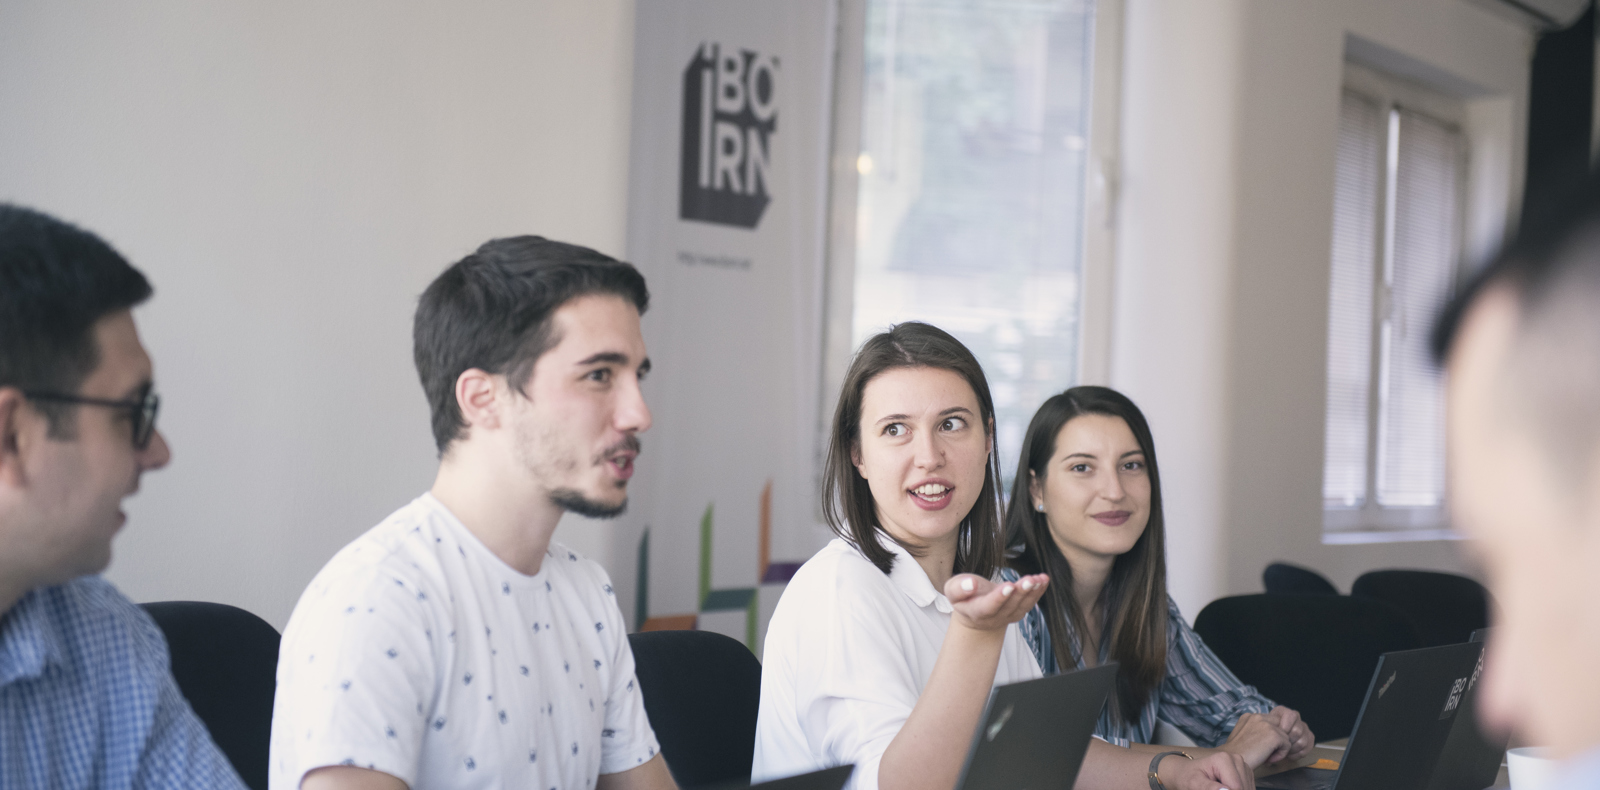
[594,566,661,775]
[269,565,440,789]
[1155,597,1276,747]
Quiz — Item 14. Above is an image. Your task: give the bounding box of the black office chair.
[1193,593,1418,741]
[1262,562,1339,595]
[142,601,280,790]
[628,629,761,787]
[1350,569,1490,648]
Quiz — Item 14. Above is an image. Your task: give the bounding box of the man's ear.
[454,369,503,435]
[0,388,30,489]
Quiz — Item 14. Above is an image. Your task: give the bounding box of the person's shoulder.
[786,538,890,594]
[309,497,450,586]
[284,497,449,631]
[544,541,622,601]
[48,576,169,675]
[1163,594,1189,624]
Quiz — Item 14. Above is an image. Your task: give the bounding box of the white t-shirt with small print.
[268,493,660,790]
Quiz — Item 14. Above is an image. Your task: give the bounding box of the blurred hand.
[1219,712,1292,767]
[1265,706,1315,761]
[943,573,1048,632]
[1162,750,1255,790]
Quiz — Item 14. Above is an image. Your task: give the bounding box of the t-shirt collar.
[882,533,953,614]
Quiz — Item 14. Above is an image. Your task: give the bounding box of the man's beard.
[550,488,628,519]
[546,434,641,519]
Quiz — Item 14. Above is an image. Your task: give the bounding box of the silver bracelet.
[1147,750,1192,790]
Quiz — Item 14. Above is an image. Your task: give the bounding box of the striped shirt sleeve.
[1155,598,1276,747]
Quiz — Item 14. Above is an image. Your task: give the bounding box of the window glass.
[852,0,1095,479]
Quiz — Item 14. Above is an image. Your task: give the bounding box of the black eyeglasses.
[23,386,161,450]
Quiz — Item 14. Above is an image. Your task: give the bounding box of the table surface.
[1253,738,1510,789]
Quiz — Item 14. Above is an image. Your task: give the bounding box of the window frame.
[1322,62,1472,540]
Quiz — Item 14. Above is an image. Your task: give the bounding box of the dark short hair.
[414,235,649,453]
[821,322,1006,578]
[0,204,152,436]
[1432,173,1600,473]
[1004,386,1168,723]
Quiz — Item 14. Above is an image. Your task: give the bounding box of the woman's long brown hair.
[822,322,1007,579]
[1004,386,1169,723]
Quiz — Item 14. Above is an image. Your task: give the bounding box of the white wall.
[0,0,1538,632]
[1112,0,1532,617]
[0,1,637,629]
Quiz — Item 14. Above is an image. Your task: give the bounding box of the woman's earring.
[1034,502,1045,513]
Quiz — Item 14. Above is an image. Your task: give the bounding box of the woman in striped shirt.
[1002,386,1316,783]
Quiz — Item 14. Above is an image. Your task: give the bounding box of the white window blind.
[1377,109,1459,508]
[1322,82,1463,529]
[1323,91,1382,507]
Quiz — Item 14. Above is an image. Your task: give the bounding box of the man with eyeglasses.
[0,204,246,788]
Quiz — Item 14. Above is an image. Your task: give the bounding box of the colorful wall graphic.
[635,481,805,651]
[622,0,837,651]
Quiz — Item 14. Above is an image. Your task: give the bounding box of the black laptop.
[705,765,855,790]
[953,663,1119,790]
[1423,630,1507,790]
[1257,641,1487,790]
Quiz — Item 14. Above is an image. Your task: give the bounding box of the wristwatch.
[1147,750,1192,790]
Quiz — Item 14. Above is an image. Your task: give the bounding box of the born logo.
[680,42,777,229]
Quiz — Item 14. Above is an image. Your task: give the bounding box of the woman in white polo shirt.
[752,323,1254,790]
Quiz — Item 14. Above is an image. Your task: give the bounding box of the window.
[1323,64,1466,538]
[826,0,1111,483]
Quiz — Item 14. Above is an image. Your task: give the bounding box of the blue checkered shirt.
[0,576,247,788]
[1000,569,1275,748]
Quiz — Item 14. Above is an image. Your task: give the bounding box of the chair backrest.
[1350,569,1490,648]
[141,601,280,790]
[628,629,762,787]
[1192,593,1418,741]
[1261,562,1339,595]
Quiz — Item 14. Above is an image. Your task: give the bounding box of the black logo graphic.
[680,42,777,229]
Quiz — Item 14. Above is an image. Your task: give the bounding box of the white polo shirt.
[753,537,1042,790]
[268,494,659,790]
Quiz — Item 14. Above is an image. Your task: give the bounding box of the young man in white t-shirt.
[269,236,677,790]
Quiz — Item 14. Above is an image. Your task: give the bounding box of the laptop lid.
[1424,635,1507,790]
[705,765,855,790]
[953,663,1118,790]
[1328,641,1487,790]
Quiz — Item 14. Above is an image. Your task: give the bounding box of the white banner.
[623,0,839,650]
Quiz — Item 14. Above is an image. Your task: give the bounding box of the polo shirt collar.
[0,587,64,687]
[882,534,953,614]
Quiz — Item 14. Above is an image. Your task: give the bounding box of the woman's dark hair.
[414,235,649,454]
[822,322,1007,578]
[1004,385,1168,723]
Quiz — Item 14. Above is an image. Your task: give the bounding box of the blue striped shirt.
[0,576,246,789]
[1000,569,1274,748]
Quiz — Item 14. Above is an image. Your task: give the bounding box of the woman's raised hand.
[943,573,1049,632]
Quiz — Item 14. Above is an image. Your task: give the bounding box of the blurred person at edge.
[0,204,246,788]
[1434,172,1600,788]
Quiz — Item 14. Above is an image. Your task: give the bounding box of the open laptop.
[705,765,855,790]
[1257,641,1485,790]
[1423,630,1507,790]
[953,662,1119,790]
